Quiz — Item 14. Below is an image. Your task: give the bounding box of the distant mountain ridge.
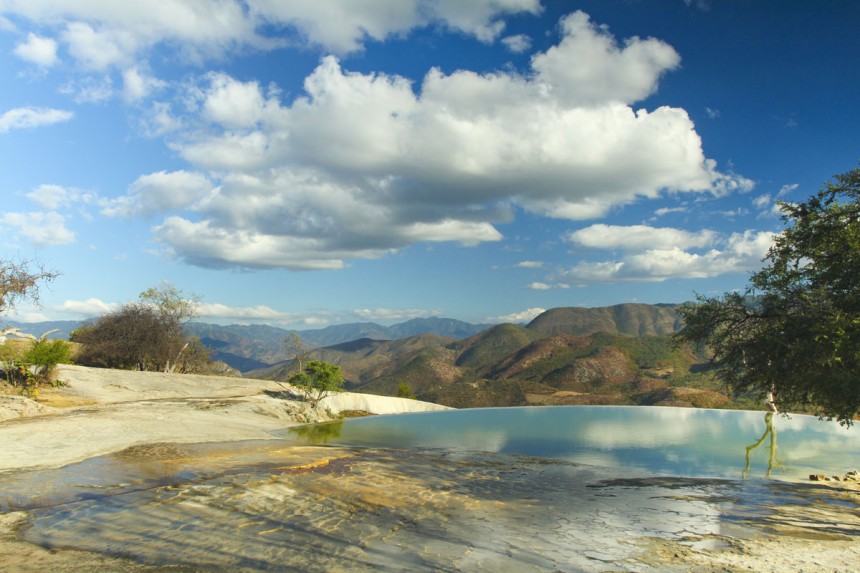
[7,303,736,411]
[186,316,491,369]
[248,303,729,411]
[3,316,490,368]
[2,320,81,341]
[527,303,682,337]
[5,303,685,375]
[190,304,683,371]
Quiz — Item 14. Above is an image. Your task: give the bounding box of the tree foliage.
[73,283,208,373]
[139,282,200,324]
[284,332,310,372]
[677,167,860,424]
[288,359,345,407]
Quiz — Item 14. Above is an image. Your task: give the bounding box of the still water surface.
[280,405,860,478]
[1,406,857,572]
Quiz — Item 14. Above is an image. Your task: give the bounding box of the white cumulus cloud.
[426,0,542,43]
[1,0,541,71]
[2,7,754,274]
[26,184,96,210]
[1,211,76,247]
[777,183,799,197]
[501,33,531,53]
[9,2,257,70]
[352,308,442,321]
[487,307,546,324]
[57,298,120,317]
[122,66,166,102]
[195,303,293,321]
[14,32,58,66]
[751,193,786,218]
[530,11,680,106]
[561,224,776,284]
[566,224,718,251]
[102,170,212,217]
[153,9,745,270]
[0,106,73,133]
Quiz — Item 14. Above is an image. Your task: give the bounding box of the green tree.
[677,167,860,424]
[288,359,345,407]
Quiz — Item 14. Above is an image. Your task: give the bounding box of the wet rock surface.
[1,443,858,572]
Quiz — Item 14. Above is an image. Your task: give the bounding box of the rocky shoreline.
[810,469,860,483]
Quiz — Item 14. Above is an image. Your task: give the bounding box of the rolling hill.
[248,304,735,410]
[526,303,682,336]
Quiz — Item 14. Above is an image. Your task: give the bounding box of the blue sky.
[1,1,858,328]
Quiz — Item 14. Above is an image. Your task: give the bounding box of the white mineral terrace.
[0,365,858,572]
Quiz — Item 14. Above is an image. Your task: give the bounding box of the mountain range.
[4,316,491,371]
[5,303,739,411]
[244,303,734,410]
[6,303,681,370]
[190,303,685,372]
[185,316,493,371]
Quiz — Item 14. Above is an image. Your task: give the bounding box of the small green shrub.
[24,339,72,378]
[397,381,416,399]
[1,338,72,398]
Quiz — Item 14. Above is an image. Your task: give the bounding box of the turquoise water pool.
[281,405,860,480]
[2,406,857,571]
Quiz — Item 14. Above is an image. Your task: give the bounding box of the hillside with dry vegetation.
[249,304,745,410]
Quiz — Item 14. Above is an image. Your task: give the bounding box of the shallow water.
[281,406,860,479]
[1,445,751,572]
[1,406,858,572]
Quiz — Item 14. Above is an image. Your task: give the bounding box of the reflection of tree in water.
[742,412,783,478]
[288,420,344,444]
